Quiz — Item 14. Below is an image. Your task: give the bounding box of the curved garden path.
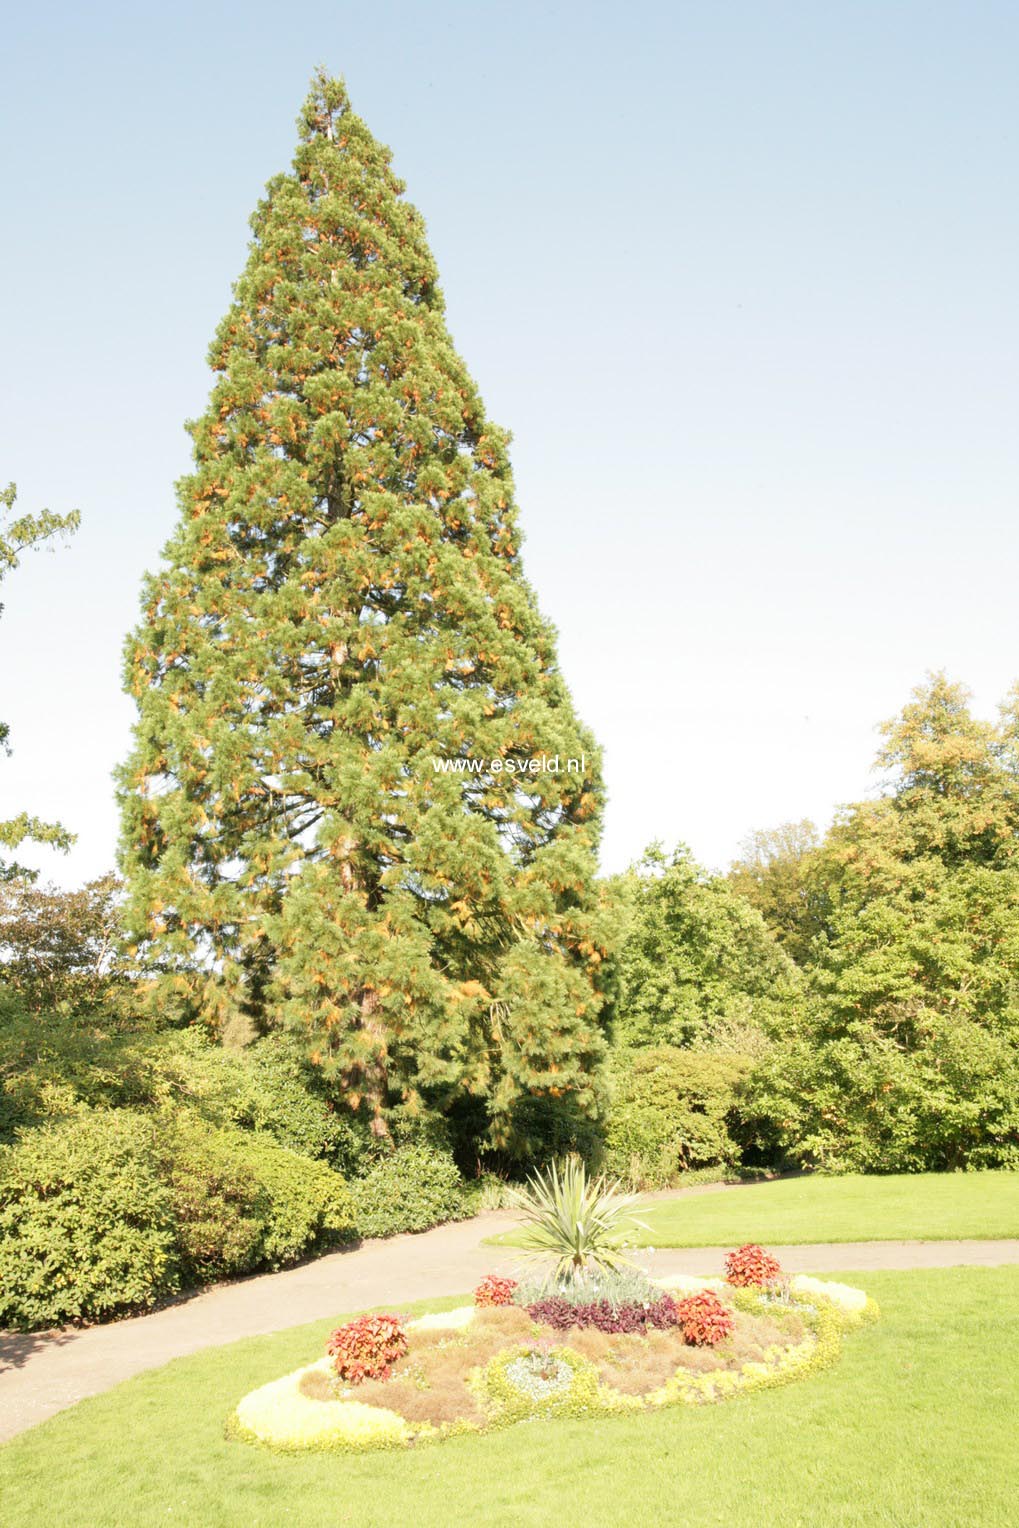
[3,1191,1018,1445]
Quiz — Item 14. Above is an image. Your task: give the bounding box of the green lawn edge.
[485,1170,1019,1249]
[3,1267,1019,1527]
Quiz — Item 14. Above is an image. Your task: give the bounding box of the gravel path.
[3,1205,1018,1445]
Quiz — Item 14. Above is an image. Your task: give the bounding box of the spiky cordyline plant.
[506,1155,644,1281]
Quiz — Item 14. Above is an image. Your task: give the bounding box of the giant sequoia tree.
[119,74,609,1147]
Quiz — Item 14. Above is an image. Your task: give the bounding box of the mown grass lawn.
[489,1170,1019,1250]
[2,1266,1018,1527]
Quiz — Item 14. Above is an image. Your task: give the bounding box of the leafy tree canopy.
[810,673,1019,1038]
[0,483,78,880]
[611,844,803,1050]
[0,875,124,1014]
[746,674,1019,1172]
[727,819,822,965]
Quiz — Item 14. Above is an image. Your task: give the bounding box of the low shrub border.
[350,1146,469,1238]
[0,1109,358,1330]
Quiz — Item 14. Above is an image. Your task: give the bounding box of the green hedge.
[0,1015,350,1166]
[158,1113,265,1279]
[166,1030,355,1165]
[351,1144,469,1238]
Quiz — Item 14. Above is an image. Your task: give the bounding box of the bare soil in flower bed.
[297,1303,808,1427]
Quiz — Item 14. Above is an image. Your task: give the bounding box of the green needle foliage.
[506,1155,642,1278]
[118,73,610,1150]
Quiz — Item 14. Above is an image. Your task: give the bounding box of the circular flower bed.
[227,1251,880,1454]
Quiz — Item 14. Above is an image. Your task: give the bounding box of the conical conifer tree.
[119,72,610,1148]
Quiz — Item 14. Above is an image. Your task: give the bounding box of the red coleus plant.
[724,1244,783,1288]
[327,1313,408,1384]
[675,1290,735,1347]
[474,1273,518,1308]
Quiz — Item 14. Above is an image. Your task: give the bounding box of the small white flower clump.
[653,1273,728,1296]
[504,1352,574,1402]
[790,1275,868,1313]
[407,1306,475,1332]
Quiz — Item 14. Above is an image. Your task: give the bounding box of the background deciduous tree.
[0,483,78,881]
[0,875,125,1014]
[727,819,822,964]
[746,674,1019,1171]
[611,844,803,1050]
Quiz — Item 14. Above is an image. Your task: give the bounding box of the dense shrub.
[461,1172,516,1213]
[604,1046,752,1188]
[327,1314,408,1384]
[158,1114,265,1279]
[528,1293,679,1333]
[497,1091,607,1171]
[240,1129,357,1265]
[351,1145,469,1238]
[0,1103,358,1329]
[157,1113,357,1278]
[474,1274,517,1307]
[675,1290,734,1347]
[724,1243,782,1288]
[0,1015,348,1167]
[139,1029,350,1164]
[0,1111,179,1329]
[745,1016,1019,1174]
[217,1034,352,1163]
[0,999,149,1140]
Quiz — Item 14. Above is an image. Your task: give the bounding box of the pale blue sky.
[2,0,1017,885]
